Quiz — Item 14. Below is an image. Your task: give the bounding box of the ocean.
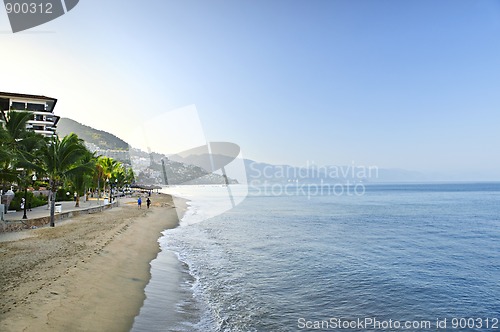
[132,183,500,331]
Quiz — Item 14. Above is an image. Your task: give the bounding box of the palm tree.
[98,157,119,202]
[1,111,38,152]
[0,125,16,189]
[32,133,91,227]
[125,167,135,184]
[15,129,46,219]
[0,111,44,201]
[94,161,105,204]
[68,150,97,208]
[0,111,49,219]
[110,163,126,201]
[114,168,125,186]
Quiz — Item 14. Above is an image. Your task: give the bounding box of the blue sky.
[1,0,500,179]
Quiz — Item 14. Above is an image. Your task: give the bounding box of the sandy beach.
[0,193,185,332]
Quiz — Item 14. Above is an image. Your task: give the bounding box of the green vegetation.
[0,111,134,226]
[57,118,129,151]
[9,191,49,211]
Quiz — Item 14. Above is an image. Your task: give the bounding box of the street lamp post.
[21,171,27,219]
[115,179,118,206]
[97,177,100,206]
[31,174,36,212]
[106,178,110,204]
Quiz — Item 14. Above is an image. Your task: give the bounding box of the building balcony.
[34,129,57,136]
[28,119,55,125]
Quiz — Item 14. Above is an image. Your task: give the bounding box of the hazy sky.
[1,0,500,179]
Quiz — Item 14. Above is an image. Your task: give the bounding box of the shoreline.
[0,193,187,332]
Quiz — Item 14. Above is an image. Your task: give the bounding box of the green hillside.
[56,117,238,185]
[57,118,128,150]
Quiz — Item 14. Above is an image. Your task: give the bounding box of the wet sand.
[0,193,186,332]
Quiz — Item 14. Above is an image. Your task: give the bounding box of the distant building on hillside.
[84,142,130,162]
[0,91,60,137]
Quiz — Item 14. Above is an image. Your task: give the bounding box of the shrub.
[56,188,74,202]
[10,191,48,211]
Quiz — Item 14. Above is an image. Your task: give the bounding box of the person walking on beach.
[146,197,151,209]
[138,196,142,209]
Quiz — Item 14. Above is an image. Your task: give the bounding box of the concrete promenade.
[1,196,136,234]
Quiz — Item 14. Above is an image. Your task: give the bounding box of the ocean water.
[132,183,500,331]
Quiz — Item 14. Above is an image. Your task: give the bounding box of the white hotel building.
[0,92,60,137]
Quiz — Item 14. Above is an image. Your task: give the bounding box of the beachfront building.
[0,92,59,137]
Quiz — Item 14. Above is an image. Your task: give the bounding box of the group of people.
[137,196,151,209]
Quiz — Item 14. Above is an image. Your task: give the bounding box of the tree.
[98,157,119,202]
[67,150,97,208]
[125,167,135,185]
[94,161,105,204]
[33,133,91,227]
[0,125,16,188]
[0,111,44,193]
[93,157,132,202]
[1,111,39,153]
[1,111,48,219]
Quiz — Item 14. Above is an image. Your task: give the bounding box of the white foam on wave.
[153,184,248,331]
[160,228,221,332]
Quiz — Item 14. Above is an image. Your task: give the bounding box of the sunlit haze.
[1,0,500,180]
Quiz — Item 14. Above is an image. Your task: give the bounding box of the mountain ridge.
[56,118,238,185]
[57,118,129,151]
[57,117,441,183]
